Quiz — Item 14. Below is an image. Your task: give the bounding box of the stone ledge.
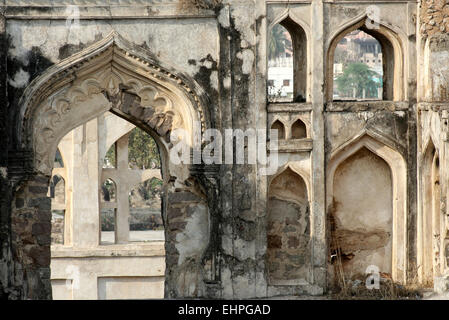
[326,101,409,112]
[51,242,165,258]
[269,139,313,153]
[268,103,312,113]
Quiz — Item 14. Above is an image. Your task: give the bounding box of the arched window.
[333,30,383,101]
[268,17,307,103]
[271,120,286,140]
[327,18,404,102]
[291,119,307,139]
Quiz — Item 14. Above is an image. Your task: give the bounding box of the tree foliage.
[335,63,381,99]
[104,127,161,170]
[268,24,292,60]
[128,127,161,169]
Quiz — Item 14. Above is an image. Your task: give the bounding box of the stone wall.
[0,0,448,299]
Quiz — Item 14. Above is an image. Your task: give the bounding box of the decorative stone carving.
[19,32,209,175]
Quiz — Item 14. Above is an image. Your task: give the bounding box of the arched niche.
[291,119,307,139]
[326,16,405,102]
[271,119,286,140]
[268,15,309,102]
[419,139,441,286]
[267,167,311,285]
[331,147,392,280]
[327,133,407,283]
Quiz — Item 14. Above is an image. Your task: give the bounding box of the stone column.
[115,134,131,244]
[71,119,101,247]
[310,0,326,293]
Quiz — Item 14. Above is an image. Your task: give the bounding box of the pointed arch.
[291,118,307,139]
[267,165,311,284]
[327,134,407,283]
[418,138,442,285]
[268,10,311,36]
[269,163,311,202]
[271,119,286,140]
[326,15,405,102]
[17,32,211,176]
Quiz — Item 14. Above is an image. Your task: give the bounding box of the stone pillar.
[71,119,101,247]
[115,134,130,244]
[310,0,326,293]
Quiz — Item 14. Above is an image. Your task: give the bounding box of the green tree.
[128,127,161,169]
[268,24,292,60]
[335,63,381,99]
[104,127,161,170]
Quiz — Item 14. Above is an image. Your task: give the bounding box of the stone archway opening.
[13,33,213,300]
[50,111,166,299]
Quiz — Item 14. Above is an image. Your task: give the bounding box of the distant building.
[333,30,383,99]
[267,55,293,100]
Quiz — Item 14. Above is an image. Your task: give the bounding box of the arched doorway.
[12,32,214,299]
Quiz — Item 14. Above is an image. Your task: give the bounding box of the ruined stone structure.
[1,0,449,299]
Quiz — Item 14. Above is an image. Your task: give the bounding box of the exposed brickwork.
[164,189,209,298]
[10,175,52,299]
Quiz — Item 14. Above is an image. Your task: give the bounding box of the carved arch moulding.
[17,32,211,176]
